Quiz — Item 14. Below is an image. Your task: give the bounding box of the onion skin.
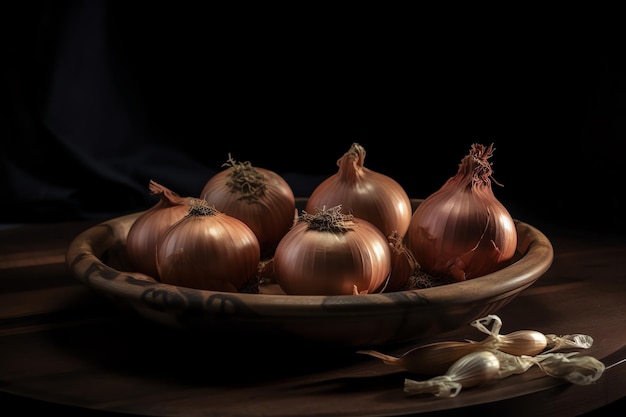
[156,204,261,292]
[273,206,391,295]
[405,143,517,282]
[305,143,412,239]
[201,155,296,258]
[126,180,205,279]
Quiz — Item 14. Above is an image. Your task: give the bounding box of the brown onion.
[305,143,412,239]
[126,180,206,279]
[405,143,517,282]
[156,204,261,292]
[200,154,296,258]
[273,205,391,295]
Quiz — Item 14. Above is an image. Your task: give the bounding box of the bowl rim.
[65,199,554,319]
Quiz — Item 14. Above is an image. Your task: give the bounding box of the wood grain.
[1,221,625,416]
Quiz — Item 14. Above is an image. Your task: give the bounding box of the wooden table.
[1,220,625,416]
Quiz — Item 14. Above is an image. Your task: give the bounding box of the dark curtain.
[2,2,623,235]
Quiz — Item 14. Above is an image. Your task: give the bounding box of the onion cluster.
[124,143,518,295]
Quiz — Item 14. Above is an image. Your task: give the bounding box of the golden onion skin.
[273,217,392,296]
[406,144,517,282]
[305,143,412,239]
[126,180,205,279]
[156,205,261,292]
[201,157,296,259]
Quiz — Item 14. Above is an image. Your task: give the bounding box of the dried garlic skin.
[545,333,594,351]
[535,353,605,385]
[488,349,538,378]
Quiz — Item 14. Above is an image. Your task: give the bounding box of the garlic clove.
[404,350,501,398]
[490,329,548,356]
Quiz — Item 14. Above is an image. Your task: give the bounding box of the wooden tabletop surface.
[1,220,625,417]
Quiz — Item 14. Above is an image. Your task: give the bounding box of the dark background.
[0,4,624,416]
[2,2,624,237]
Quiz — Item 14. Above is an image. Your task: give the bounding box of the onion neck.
[148,179,190,208]
[452,143,498,191]
[337,142,366,183]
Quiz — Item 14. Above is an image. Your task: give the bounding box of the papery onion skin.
[405,143,517,282]
[200,155,296,259]
[305,143,412,239]
[156,204,261,292]
[126,180,206,279]
[273,205,391,295]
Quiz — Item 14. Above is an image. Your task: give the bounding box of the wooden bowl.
[65,199,553,349]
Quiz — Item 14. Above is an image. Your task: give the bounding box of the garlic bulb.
[405,143,518,282]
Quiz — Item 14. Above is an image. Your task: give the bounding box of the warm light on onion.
[200,154,296,258]
[273,205,391,295]
[405,143,517,282]
[156,203,261,292]
[126,180,206,279]
[305,143,412,239]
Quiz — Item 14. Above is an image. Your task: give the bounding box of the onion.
[156,203,261,292]
[200,154,296,258]
[405,143,517,282]
[305,143,412,239]
[384,231,420,292]
[126,180,206,279]
[273,205,391,295]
